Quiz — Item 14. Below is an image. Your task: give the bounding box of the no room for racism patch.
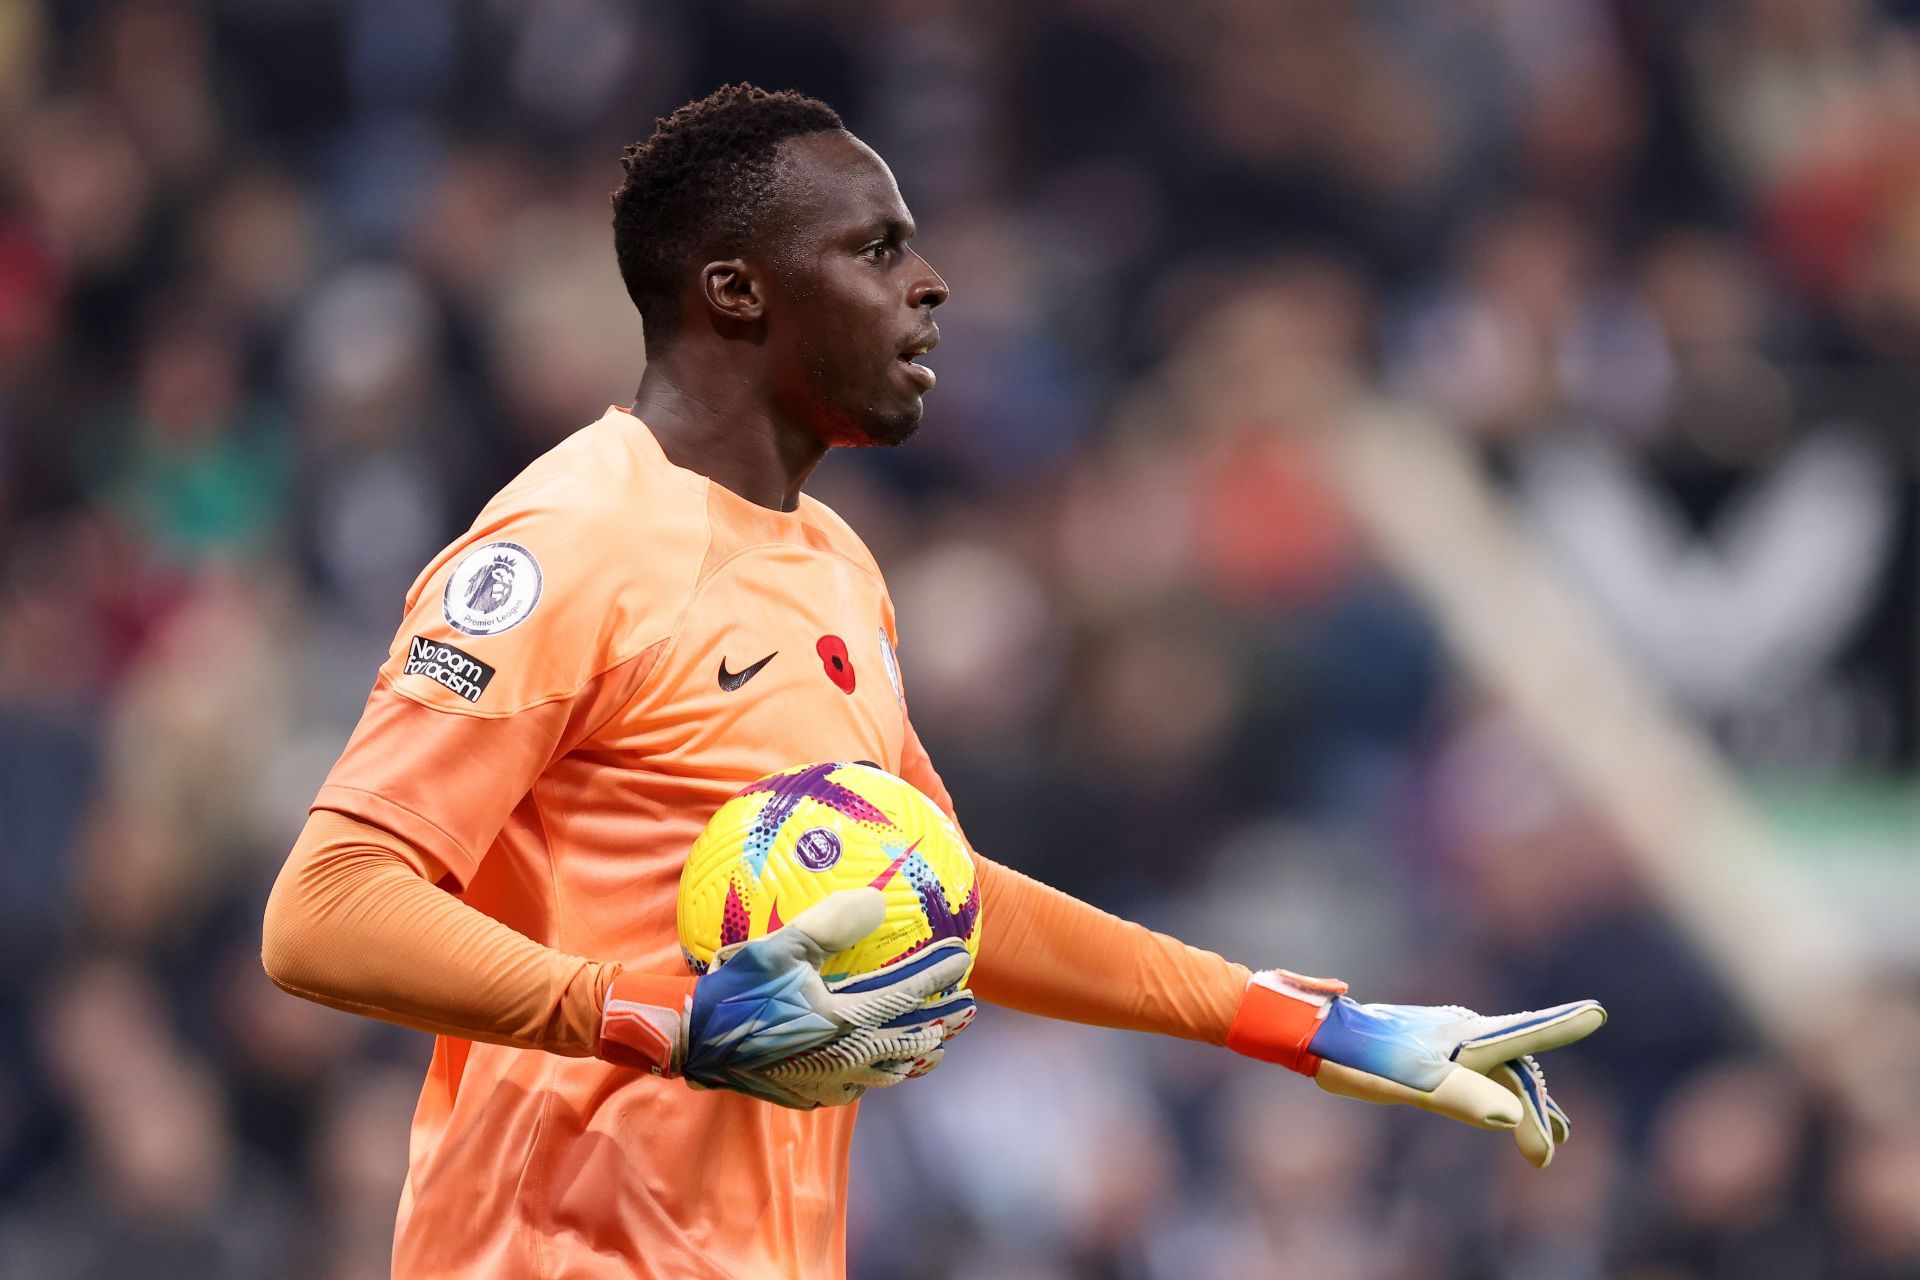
[403,635,497,703]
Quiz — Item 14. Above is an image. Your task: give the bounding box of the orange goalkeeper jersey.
[315,407,929,1280]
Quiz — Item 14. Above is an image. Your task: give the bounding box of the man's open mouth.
[896,333,938,388]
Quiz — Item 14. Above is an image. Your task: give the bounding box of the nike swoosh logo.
[717,652,777,691]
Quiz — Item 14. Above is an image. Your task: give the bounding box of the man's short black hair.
[611,84,845,354]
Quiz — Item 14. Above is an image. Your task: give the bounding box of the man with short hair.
[262,84,1602,1280]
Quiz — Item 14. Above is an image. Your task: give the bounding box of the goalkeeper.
[262,84,1603,1280]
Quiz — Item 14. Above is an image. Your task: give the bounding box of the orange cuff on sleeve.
[1224,970,1349,1076]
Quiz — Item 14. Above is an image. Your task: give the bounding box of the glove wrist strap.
[596,971,697,1076]
[1226,969,1349,1076]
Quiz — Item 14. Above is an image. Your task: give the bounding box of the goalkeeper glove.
[748,972,977,1106]
[1228,969,1603,1168]
[596,887,972,1110]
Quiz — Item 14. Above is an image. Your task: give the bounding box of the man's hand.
[747,979,977,1107]
[1228,969,1604,1168]
[1485,1053,1573,1168]
[597,887,973,1109]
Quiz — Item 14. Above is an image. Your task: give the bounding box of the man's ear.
[700,259,763,325]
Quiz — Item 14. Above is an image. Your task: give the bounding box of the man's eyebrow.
[862,216,915,242]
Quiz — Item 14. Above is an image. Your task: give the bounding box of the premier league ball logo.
[443,541,543,636]
[794,827,843,871]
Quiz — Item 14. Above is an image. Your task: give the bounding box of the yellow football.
[677,761,980,987]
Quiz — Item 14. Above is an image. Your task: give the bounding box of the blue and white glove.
[1228,969,1603,1168]
[598,888,973,1109]
[1487,1054,1574,1167]
[752,969,976,1106]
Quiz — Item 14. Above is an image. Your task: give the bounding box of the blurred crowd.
[3,1,1920,1277]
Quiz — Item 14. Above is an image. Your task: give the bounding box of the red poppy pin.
[817,635,855,693]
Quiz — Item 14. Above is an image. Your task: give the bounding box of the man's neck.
[631,357,825,513]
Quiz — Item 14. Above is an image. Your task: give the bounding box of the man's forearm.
[970,855,1250,1043]
[262,809,618,1055]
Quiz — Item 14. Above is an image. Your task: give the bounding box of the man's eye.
[862,242,895,261]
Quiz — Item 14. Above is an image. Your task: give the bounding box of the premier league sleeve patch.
[403,636,497,703]
[442,541,542,636]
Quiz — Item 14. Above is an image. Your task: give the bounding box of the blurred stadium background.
[4,1,1920,1277]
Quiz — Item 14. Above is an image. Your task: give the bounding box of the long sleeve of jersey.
[896,719,1249,1044]
[972,855,1250,1044]
[262,808,619,1055]
[268,722,1251,1055]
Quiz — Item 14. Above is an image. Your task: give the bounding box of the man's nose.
[908,252,948,309]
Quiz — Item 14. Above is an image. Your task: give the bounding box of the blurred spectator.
[1826,1113,1920,1279]
[77,297,290,567]
[0,959,303,1279]
[1616,1059,1824,1279]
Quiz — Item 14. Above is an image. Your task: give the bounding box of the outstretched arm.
[897,721,1249,1043]
[898,719,1603,1167]
[970,855,1247,1043]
